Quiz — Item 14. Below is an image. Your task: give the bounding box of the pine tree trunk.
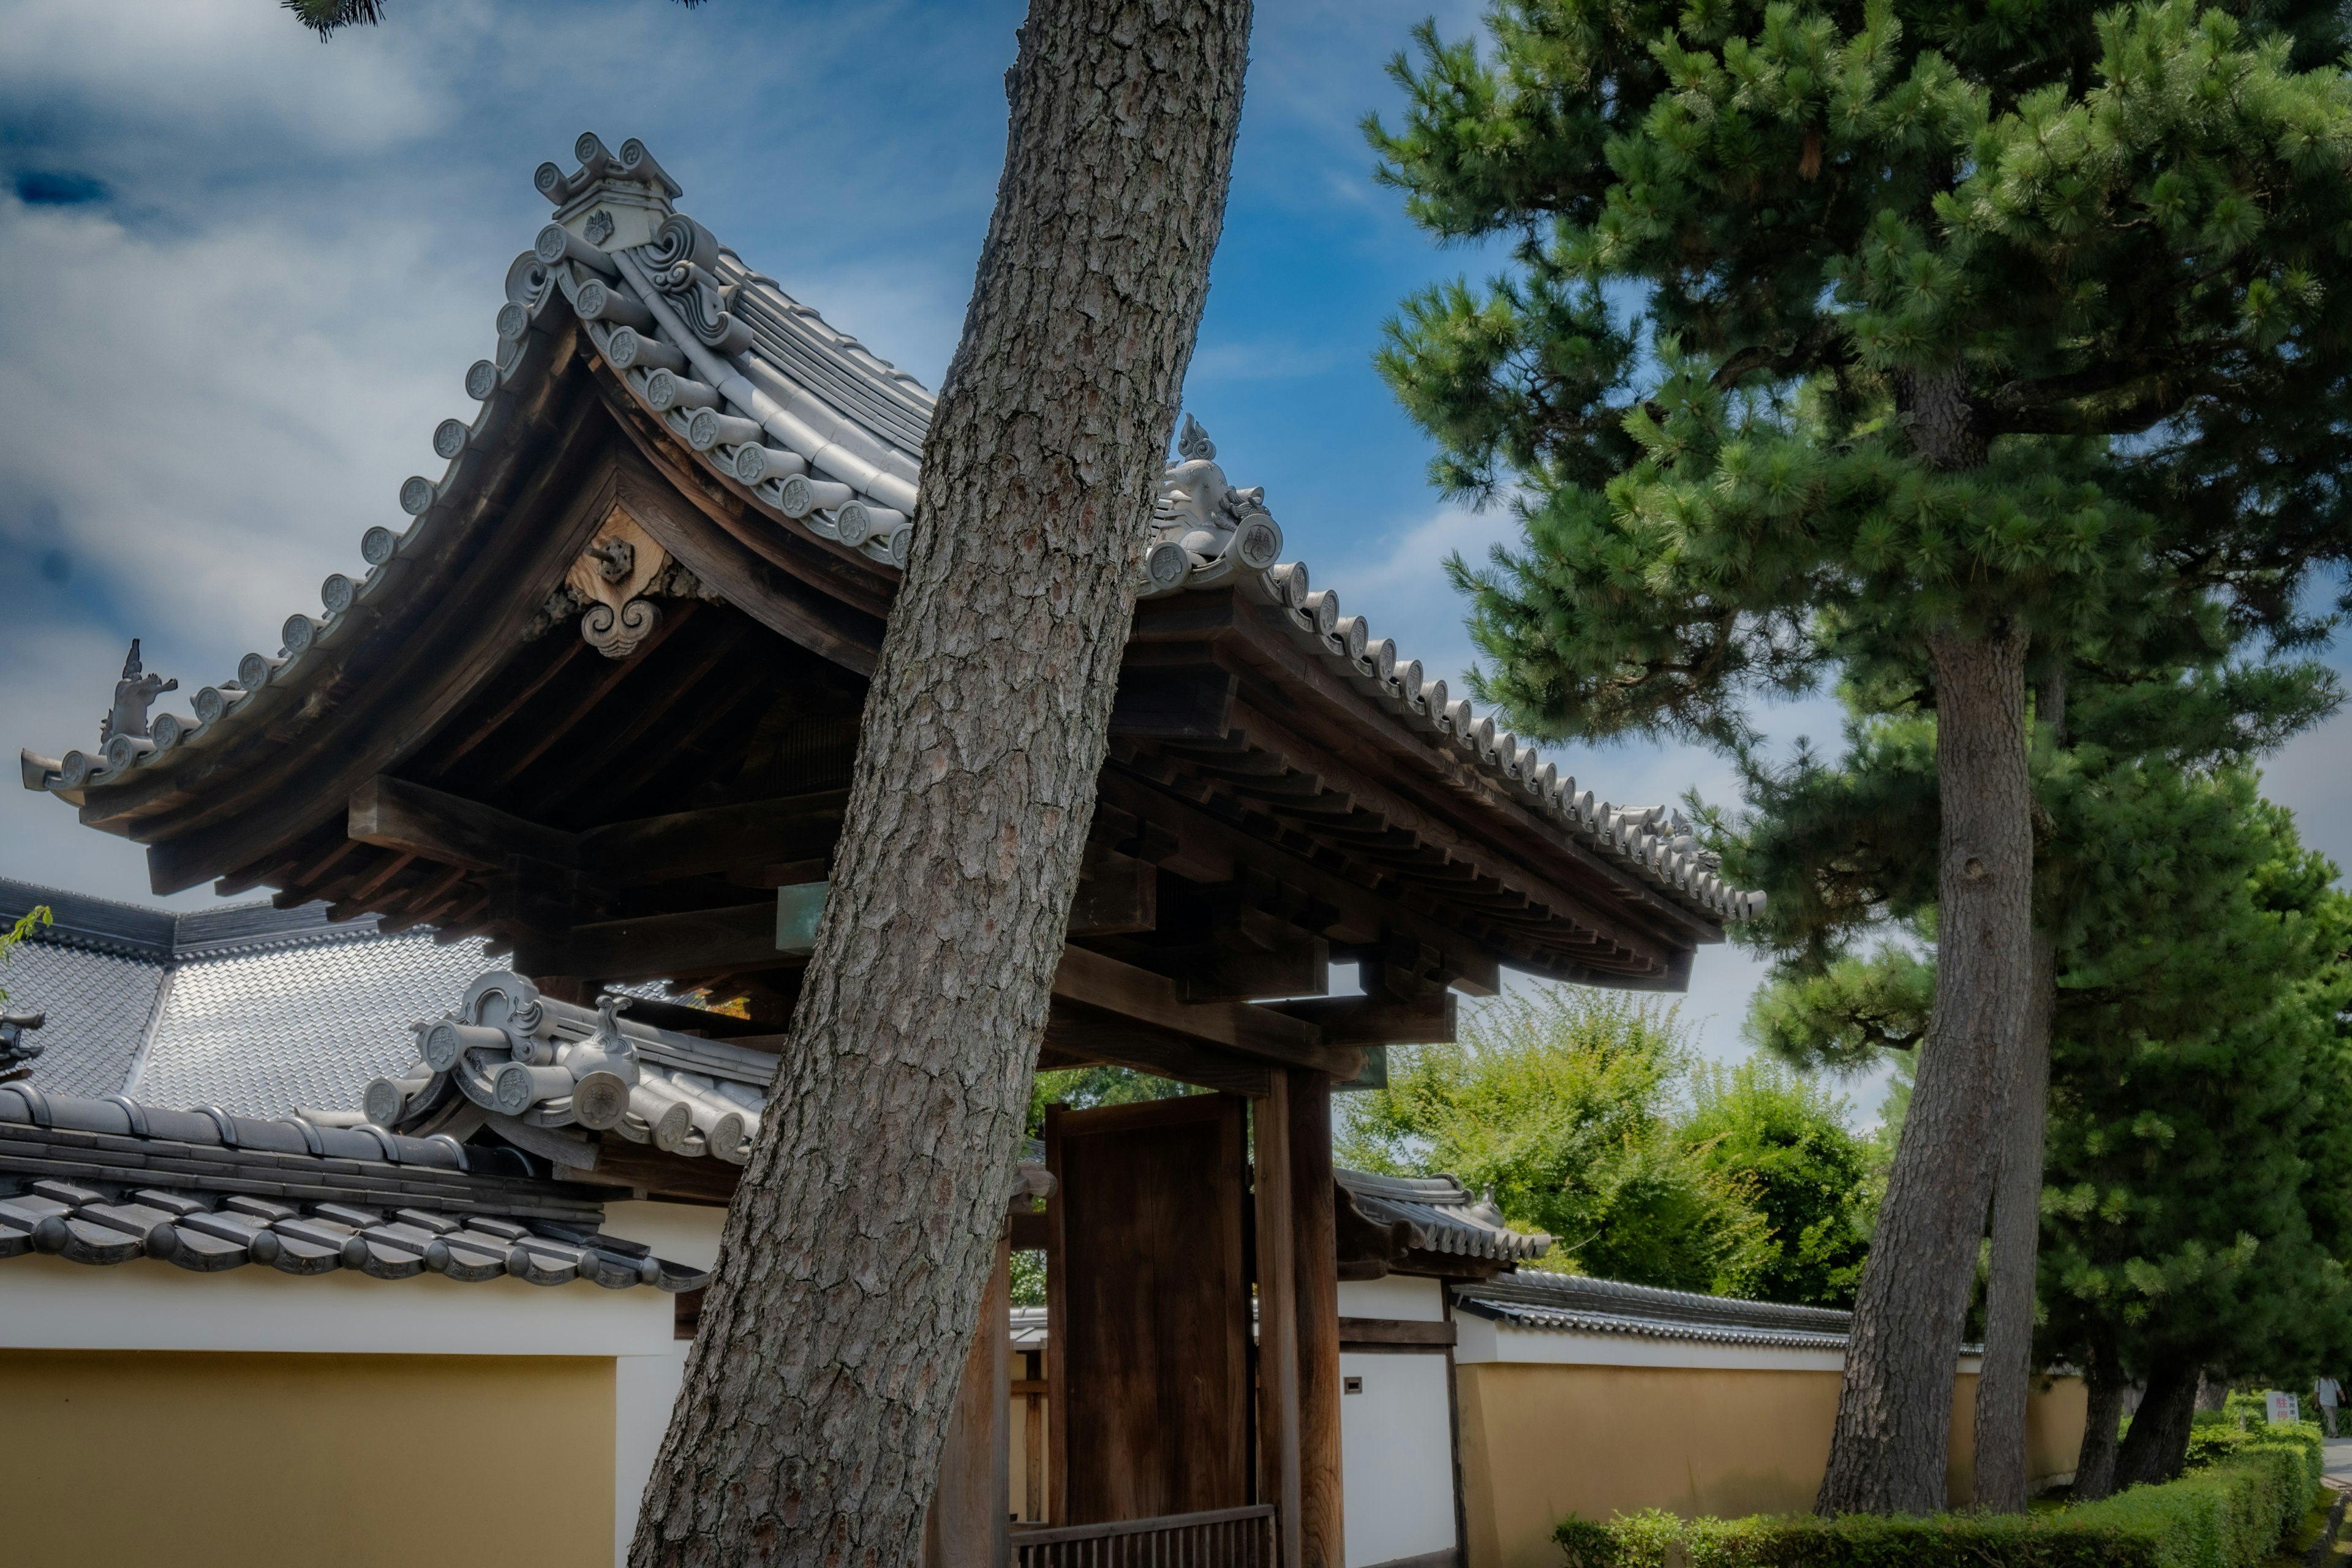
[2072,1347,2127,1502]
[1971,930,2058,1509]
[1817,620,2034,1515]
[627,5,1251,1564]
[2113,1358,2201,1489]
[1970,669,2065,1513]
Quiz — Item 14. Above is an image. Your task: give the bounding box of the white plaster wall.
[617,1344,692,1567]
[1339,1348,1458,1568]
[0,1252,673,1354]
[1336,1273,1446,1322]
[606,1198,728,1272]
[605,1200,726,1566]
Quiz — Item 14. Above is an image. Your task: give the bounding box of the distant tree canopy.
[1340,986,1874,1305]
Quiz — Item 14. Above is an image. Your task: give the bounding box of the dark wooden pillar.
[924,1234,1011,1568]
[1289,1069,1344,1568]
[1255,1074,1303,1567]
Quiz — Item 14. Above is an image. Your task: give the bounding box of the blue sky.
[2,0,2346,1092]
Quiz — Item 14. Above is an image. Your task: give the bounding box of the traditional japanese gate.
[20,132,1755,1568]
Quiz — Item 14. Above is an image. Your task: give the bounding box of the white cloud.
[2263,708,2352,877]
[0,0,445,162]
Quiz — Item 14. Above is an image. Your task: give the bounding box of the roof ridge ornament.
[532,131,680,256]
[1143,414,1283,595]
[99,639,176,748]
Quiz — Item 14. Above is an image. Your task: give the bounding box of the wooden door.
[1046,1093,1251,1525]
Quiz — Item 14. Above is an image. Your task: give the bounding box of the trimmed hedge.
[1552,1425,2323,1568]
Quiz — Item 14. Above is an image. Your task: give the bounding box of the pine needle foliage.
[1368,0,2352,744]
[284,0,706,39]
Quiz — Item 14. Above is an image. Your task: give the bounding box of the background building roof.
[1453,1270,1866,1351]
[1,878,491,1114]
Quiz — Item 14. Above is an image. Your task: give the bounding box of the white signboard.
[2268,1390,2302,1426]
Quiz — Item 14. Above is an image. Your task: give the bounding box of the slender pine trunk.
[1969,927,2054,1511]
[1971,671,2065,1512]
[627,6,1252,1564]
[2113,1357,2201,1489]
[1819,368,2039,1516]
[2072,1345,2127,1502]
[1817,622,2033,1513]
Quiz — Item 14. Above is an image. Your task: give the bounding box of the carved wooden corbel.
[567,504,669,658]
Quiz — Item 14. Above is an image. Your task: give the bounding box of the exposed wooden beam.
[1050,945,1361,1080]
[1290,1071,1346,1568]
[1336,1317,1457,1349]
[1264,991,1456,1047]
[136,363,613,893]
[1095,769,1514,989]
[580,790,848,883]
[349,775,578,871]
[1107,663,1237,740]
[517,901,785,983]
[568,1137,740,1204]
[1066,850,1157,937]
[1040,1000,1271,1098]
[1256,1071,1305,1568]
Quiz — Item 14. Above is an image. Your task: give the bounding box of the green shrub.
[1553,1507,2153,1568]
[1551,1430,2323,1568]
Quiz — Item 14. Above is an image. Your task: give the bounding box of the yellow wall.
[1457,1363,2089,1568]
[0,1350,616,1568]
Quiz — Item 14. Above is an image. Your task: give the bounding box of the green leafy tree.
[1343,986,1873,1301]
[1371,0,2352,1512]
[1680,1058,1872,1306]
[0,907,50,1005]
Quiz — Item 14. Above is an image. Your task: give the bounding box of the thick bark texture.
[1970,926,2054,1512]
[628,6,1251,1564]
[1972,670,2065,1513]
[2072,1348,2127,1502]
[1817,623,2035,1515]
[2113,1359,2201,1490]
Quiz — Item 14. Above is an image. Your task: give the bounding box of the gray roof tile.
[1446,1270,1970,1354]
[1336,1168,1553,1264]
[0,1083,704,1295]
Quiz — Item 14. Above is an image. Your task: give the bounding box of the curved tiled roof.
[0,1083,706,1293]
[1336,1168,1553,1264]
[368,971,777,1168]
[18,132,1763,931]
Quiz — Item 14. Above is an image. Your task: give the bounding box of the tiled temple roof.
[0,878,496,1111]
[0,1082,706,1292]
[1335,1169,1553,1265]
[18,134,1763,932]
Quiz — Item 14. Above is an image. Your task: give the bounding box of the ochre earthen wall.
[1455,1363,2088,1568]
[0,1349,616,1567]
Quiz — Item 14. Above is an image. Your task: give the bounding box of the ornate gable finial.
[1142,414,1283,591]
[100,639,176,746]
[532,132,681,254]
[597,991,633,1039]
[1176,413,1216,463]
